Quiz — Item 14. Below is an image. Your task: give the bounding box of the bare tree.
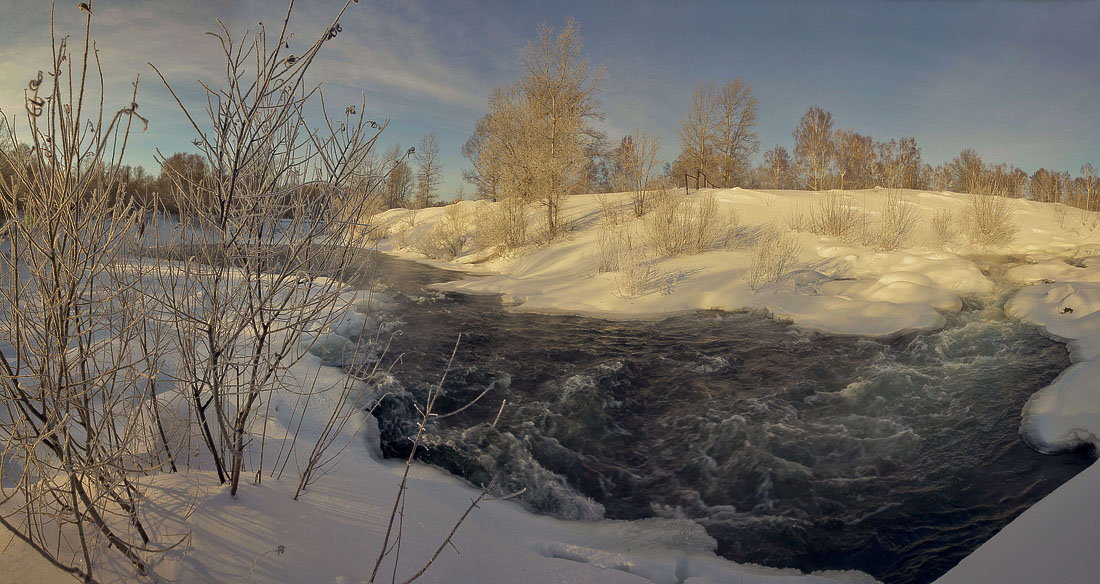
[466,20,602,237]
[461,116,501,200]
[519,18,604,235]
[676,81,719,183]
[609,131,661,216]
[793,105,834,191]
[833,129,873,190]
[415,132,442,208]
[382,143,415,208]
[156,152,208,213]
[714,78,759,187]
[481,83,545,205]
[1030,168,1063,204]
[950,148,984,194]
[896,137,923,189]
[1010,167,1030,199]
[931,164,952,191]
[875,138,924,190]
[608,136,636,194]
[761,145,794,189]
[1081,163,1098,211]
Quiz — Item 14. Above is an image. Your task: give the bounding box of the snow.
[9,188,1100,583]
[373,189,1016,336]
[1005,274,1100,455]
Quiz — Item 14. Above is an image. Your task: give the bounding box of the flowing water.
[339,252,1090,584]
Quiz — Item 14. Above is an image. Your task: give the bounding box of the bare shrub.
[412,206,471,260]
[594,224,623,273]
[808,191,862,242]
[784,201,808,232]
[342,192,389,244]
[613,233,659,298]
[867,189,918,251]
[626,131,661,217]
[644,190,734,256]
[929,209,957,248]
[475,198,529,253]
[748,227,802,292]
[963,193,1017,247]
[395,210,422,248]
[1053,202,1073,231]
[0,7,170,580]
[595,193,627,226]
[592,225,658,297]
[1,2,492,582]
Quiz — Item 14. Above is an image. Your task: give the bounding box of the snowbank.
[371,189,1099,337]
[1006,266,1100,454]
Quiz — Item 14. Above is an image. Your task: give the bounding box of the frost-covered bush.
[785,203,808,232]
[865,189,918,251]
[644,190,735,256]
[963,193,1017,247]
[475,198,529,253]
[748,227,802,292]
[412,206,471,259]
[345,193,389,244]
[808,191,862,242]
[613,233,658,298]
[595,224,623,273]
[595,193,628,226]
[395,209,421,248]
[593,226,658,297]
[929,209,957,248]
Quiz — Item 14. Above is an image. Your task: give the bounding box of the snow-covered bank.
[371,187,1100,582]
[373,188,1093,337]
[1004,260,1100,455]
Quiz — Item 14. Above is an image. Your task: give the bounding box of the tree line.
[457,18,1100,236]
[5,17,1096,224]
[0,134,447,217]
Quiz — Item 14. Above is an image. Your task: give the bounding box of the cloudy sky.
[1,0,1097,197]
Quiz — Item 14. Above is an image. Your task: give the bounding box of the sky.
[0,0,1097,198]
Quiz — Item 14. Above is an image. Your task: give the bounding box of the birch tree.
[465,19,603,237]
[382,143,414,208]
[415,132,441,208]
[951,149,984,194]
[833,129,873,190]
[676,81,719,183]
[793,105,834,191]
[714,78,759,187]
[762,145,794,189]
[610,131,662,216]
[520,18,603,235]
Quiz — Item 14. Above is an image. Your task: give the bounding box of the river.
[338,251,1090,584]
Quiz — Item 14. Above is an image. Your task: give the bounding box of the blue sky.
[1,0,1097,197]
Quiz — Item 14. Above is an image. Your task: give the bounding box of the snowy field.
[6,187,1100,583]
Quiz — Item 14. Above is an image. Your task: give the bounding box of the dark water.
[338,252,1091,584]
